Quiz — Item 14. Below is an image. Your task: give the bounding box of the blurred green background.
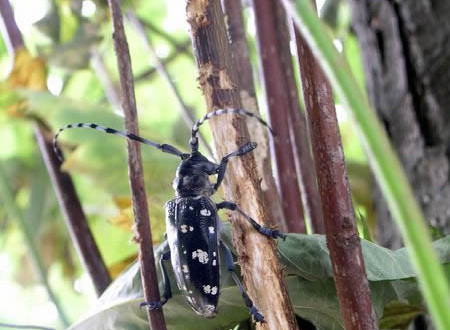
[0,0,369,328]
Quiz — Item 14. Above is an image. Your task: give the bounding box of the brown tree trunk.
[185,1,299,329]
[348,0,450,250]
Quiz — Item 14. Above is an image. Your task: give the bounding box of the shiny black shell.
[165,196,220,318]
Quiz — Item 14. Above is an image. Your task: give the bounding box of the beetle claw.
[140,298,167,310]
[259,227,287,240]
[249,306,265,323]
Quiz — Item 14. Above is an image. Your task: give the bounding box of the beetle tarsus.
[140,298,168,310]
[250,306,265,323]
[258,227,287,240]
[221,241,266,323]
[217,201,287,240]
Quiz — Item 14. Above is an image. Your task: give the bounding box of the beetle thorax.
[172,152,218,197]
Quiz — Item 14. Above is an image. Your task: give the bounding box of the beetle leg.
[217,201,287,240]
[213,142,257,192]
[219,241,265,323]
[140,250,172,310]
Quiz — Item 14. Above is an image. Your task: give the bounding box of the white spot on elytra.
[183,250,187,254]
[212,259,216,266]
[211,286,218,295]
[182,265,189,273]
[202,285,218,295]
[203,285,211,293]
[189,206,194,210]
[192,249,209,264]
[213,252,216,257]
[180,224,188,233]
[189,226,194,231]
[200,209,211,216]
[208,226,215,234]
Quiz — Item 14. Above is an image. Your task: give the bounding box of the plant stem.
[185,1,299,329]
[107,1,167,329]
[222,0,287,231]
[281,0,450,329]
[0,164,70,327]
[35,125,112,296]
[294,7,377,330]
[251,0,306,233]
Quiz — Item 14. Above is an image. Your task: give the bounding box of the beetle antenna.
[189,108,273,152]
[53,123,186,161]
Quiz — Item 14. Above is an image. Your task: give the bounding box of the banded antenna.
[53,123,186,161]
[189,108,273,152]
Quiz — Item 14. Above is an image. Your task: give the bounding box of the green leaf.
[379,301,422,330]
[69,244,249,330]
[68,226,450,330]
[278,233,449,282]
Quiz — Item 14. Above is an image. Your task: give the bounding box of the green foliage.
[1,0,447,329]
[68,225,450,330]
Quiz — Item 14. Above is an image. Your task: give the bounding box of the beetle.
[53,108,286,322]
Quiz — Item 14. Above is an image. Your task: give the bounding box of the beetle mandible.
[53,108,286,323]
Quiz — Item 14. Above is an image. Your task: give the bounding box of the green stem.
[0,163,70,327]
[280,0,450,329]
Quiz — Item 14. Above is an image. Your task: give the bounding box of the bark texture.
[294,2,377,329]
[185,1,299,329]
[107,1,167,329]
[222,0,287,231]
[348,0,450,248]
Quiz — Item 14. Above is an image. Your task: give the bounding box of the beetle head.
[172,151,218,197]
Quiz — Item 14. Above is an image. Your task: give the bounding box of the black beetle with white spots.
[53,108,286,323]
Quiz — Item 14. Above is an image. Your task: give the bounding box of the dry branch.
[222,0,287,231]
[185,1,298,329]
[107,1,167,329]
[251,0,306,233]
[293,6,377,330]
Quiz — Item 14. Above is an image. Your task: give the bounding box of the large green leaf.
[68,227,449,330]
[278,233,450,282]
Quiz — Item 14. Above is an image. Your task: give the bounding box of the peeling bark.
[185,1,299,329]
[222,0,287,231]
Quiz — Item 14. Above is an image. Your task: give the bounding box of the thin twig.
[138,17,192,55]
[127,11,214,160]
[272,3,325,233]
[185,1,299,329]
[251,0,306,233]
[0,0,111,300]
[106,1,167,330]
[90,47,122,114]
[293,4,377,330]
[35,125,112,296]
[222,0,287,231]
[135,40,192,82]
